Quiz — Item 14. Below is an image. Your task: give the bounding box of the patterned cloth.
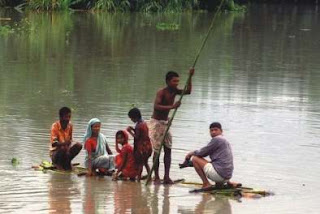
[133,120,152,165]
[115,132,139,179]
[148,118,172,153]
[90,154,115,170]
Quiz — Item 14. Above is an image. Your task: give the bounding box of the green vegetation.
[11,157,20,165]
[0,0,246,12]
[0,18,33,37]
[94,0,130,12]
[0,24,14,36]
[225,0,246,11]
[156,22,179,31]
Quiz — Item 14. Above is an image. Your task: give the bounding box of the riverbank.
[0,0,246,12]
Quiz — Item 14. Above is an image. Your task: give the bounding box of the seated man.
[50,107,82,170]
[184,122,233,188]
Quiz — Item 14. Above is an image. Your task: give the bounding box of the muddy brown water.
[1,3,320,213]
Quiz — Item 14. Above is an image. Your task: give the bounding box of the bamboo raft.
[32,161,87,175]
[32,162,273,199]
[181,181,273,198]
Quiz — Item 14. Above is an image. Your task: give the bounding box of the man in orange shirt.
[50,107,82,170]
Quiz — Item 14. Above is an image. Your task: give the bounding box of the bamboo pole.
[0,18,12,21]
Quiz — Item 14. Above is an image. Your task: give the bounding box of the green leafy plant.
[11,157,20,166]
[156,22,179,31]
[0,25,14,36]
[93,0,130,11]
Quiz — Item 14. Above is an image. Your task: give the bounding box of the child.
[127,108,152,181]
[83,118,114,176]
[113,130,139,180]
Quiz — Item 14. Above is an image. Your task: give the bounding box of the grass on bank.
[1,0,246,12]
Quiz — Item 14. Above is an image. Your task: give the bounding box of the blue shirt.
[193,135,233,179]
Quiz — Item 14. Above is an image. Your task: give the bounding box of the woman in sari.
[83,118,114,176]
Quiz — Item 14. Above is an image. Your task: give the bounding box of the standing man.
[50,107,82,170]
[184,122,233,188]
[149,68,195,184]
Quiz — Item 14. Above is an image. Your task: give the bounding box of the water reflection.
[198,195,232,214]
[82,177,114,213]
[48,175,74,213]
[151,185,170,214]
[1,3,320,214]
[113,182,151,214]
[178,194,232,214]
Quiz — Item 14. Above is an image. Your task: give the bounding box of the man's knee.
[69,143,82,158]
[72,143,83,154]
[191,156,201,164]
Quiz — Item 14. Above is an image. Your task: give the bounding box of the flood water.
[1,3,320,213]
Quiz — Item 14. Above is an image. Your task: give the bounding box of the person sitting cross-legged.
[83,118,115,176]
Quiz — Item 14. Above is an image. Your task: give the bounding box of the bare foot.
[153,178,161,185]
[140,175,148,180]
[55,165,64,170]
[202,182,212,189]
[227,181,242,188]
[163,177,174,185]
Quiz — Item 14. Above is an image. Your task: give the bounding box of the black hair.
[59,107,71,118]
[165,71,179,82]
[128,107,142,120]
[116,130,125,138]
[209,122,222,130]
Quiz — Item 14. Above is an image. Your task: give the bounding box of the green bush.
[0,25,14,36]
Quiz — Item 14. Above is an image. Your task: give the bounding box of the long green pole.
[145,0,226,185]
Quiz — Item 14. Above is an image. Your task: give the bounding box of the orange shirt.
[50,120,73,152]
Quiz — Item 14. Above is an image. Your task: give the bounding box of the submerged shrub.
[156,22,179,31]
[0,25,14,36]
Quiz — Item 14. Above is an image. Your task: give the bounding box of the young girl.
[113,130,139,180]
[126,108,153,181]
[83,118,114,176]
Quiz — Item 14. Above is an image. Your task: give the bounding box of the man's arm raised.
[177,68,195,95]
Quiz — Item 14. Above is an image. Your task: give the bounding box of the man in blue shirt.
[185,122,233,188]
